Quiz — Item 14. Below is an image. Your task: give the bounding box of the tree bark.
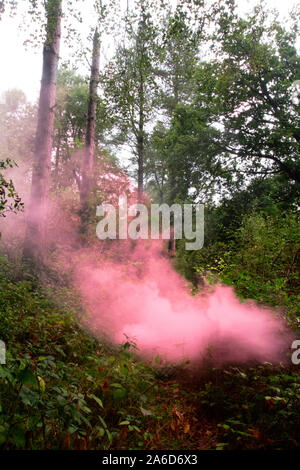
[54,132,61,188]
[23,0,62,263]
[137,112,144,203]
[80,28,100,233]
[136,22,146,203]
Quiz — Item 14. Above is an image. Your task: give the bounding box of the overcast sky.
[0,0,298,103]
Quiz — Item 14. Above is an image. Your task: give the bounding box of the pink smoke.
[74,240,290,365]
[0,153,292,367]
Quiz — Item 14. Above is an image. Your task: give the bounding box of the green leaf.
[11,425,26,448]
[110,383,123,388]
[89,393,104,408]
[140,406,152,416]
[113,388,126,403]
[18,369,36,387]
[20,386,39,407]
[37,376,46,392]
[96,427,105,437]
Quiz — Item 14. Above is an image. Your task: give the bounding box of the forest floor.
[0,250,299,450]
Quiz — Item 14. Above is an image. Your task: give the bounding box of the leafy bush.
[176,211,299,326]
[220,212,299,323]
[0,159,23,218]
[0,254,177,450]
[197,364,300,450]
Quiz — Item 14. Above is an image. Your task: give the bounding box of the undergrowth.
[0,249,299,450]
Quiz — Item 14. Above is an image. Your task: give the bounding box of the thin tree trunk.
[23,0,62,263]
[137,132,144,202]
[137,64,145,202]
[80,28,100,233]
[54,133,61,188]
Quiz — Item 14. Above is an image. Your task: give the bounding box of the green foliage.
[0,253,177,450]
[194,3,300,186]
[151,3,300,204]
[176,210,299,325]
[1,244,299,450]
[220,212,300,322]
[0,89,36,164]
[53,68,112,191]
[0,159,23,218]
[1,0,300,452]
[102,0,160,184]
[159,104,228,203]
[197,364,300,450]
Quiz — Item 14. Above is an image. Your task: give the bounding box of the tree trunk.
[80,28,100,233]
[137,132,144,202]
[137,62,145,202]
[54,132,61,188]
[23,0,62,263]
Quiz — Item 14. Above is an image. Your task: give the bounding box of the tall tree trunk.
[23,0,62,263]
[137,121,144,202]
[137,42,145,202]
[54,132,61,188]
[80,28,100,233]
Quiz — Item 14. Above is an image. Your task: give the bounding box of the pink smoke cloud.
[74,240,290,365]
[0,157,292,367]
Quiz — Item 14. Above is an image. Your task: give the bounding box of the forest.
[0,0,299,452]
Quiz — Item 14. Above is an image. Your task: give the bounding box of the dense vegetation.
[0,242,299,450]
[0,0,299,451]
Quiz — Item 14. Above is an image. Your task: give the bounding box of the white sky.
[0,0,298,103]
